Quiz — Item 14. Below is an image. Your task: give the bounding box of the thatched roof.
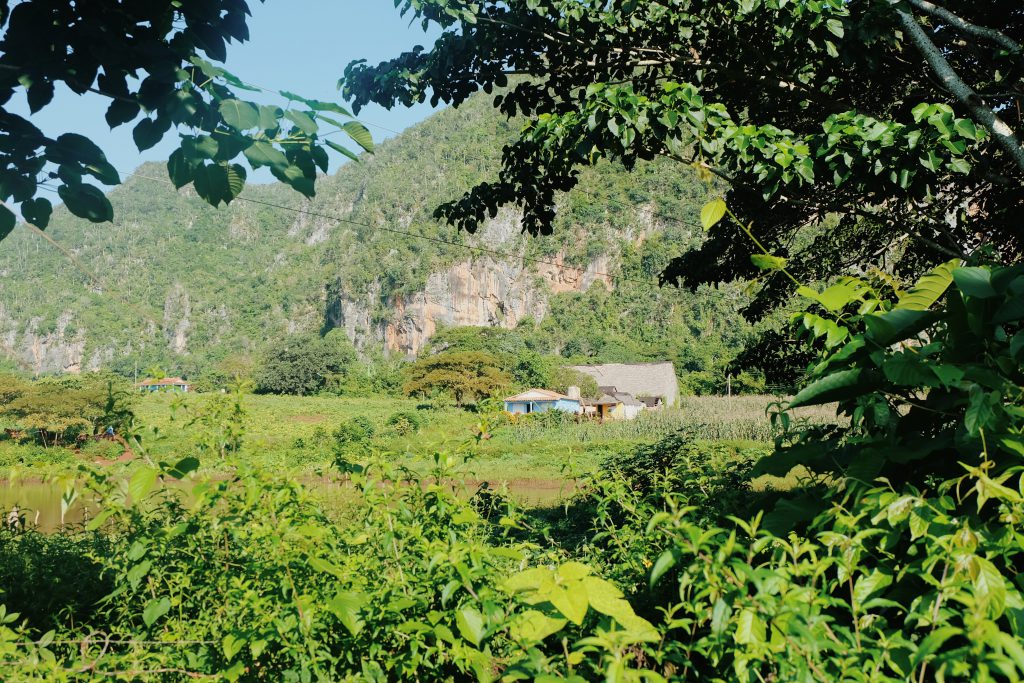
[566,362,679,407]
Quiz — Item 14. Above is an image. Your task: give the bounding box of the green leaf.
[510,610,567,643]
[852,569,892,606]
[456,607,485,646]
[132,118,164,151]
[270,163,315,198]
[279,91,353,117]
[57,183,114,223]
[85,508,113,531]
[258,105,282,132]
[325,139,359,162]
[994,296,1024,324]
[167,149,194,189]
[0,204,14,241]
[799,281,865,312]
[341,121,374,152]
[52,133,106,164]
[750,253,786,271]
[882,353,938,386]
[218,99,260,131]
[328,592,365,635]
[20,197,51,228]
[243,140,288,169]
[710,598,732,636]
[863,309,936,347]
[1010,332,1024,361]
[700,198,727,231]
[222,633,244,661]
[954,118,979,140]
[193,163,244,206]
[225,164,246,200]
[165,457,200,479]
[127,559,152,589]
[142,597,170,627]
[789,368,877,408]
[965,387,998,435]
[953,267,997,298]
[548,585,589,625]
[911,626,962,668]
[973,557,1007,617]
[896,259,959,310]
[284,110,318,135]
[649,549,677,587]
[734,609,765,645]
[930,364,964,388]
[128,467,158,503]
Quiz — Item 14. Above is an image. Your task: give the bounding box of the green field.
[1,391,837,487]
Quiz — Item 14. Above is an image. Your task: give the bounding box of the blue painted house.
[136,377,191,393]
[503,389,582,415]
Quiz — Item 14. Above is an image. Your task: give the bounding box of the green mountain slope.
[0,94,756,388]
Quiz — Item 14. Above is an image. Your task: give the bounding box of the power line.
[208,71,709,236]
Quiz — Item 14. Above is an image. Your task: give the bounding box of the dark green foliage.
[0,531,112,633]
[0,1,370,233]
[756,262,1024,493]
[344,0,1023,322]
[253,331,358,396]
[603,430,766,524]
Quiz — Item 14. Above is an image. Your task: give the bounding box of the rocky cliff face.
[326,209,615,357]
[0,306,87,374]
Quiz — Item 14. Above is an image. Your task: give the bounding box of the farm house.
[503,389,582,415]
[136,377,191,393]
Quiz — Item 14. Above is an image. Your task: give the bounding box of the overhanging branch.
[896,8,1024,174]
[907,0,1022,56]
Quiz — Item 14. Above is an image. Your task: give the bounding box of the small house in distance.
[583,393,624,421]
[504,389,582,415]
[566,362,679,408]
[137,377,191,393]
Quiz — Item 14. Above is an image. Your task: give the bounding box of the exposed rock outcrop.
[163,284,192,355]
[0,305,86,374]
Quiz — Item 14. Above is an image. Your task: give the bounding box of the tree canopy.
[402,350,511,404]
[344,0,1023,318]
[0,0,373,241]
[253,331,359,396]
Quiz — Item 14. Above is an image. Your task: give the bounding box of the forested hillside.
[0,93,757,387]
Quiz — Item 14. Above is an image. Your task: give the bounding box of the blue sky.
[15,1,442,183]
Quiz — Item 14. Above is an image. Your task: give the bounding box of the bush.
[332,415,376,457]
[602,430,766,524]
[385,410,422,436]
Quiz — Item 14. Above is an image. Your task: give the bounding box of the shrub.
[385,410,422,436]
[332,415,376,457]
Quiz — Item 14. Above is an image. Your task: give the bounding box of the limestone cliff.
[325,209,616,357]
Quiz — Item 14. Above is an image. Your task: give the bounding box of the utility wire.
[209,72,710,236]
